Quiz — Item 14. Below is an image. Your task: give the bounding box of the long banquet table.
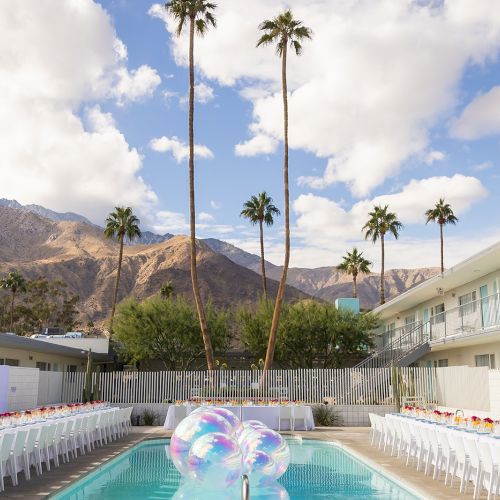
[0,407,119,472]
[163,404,315,431]
[387,413,500,451]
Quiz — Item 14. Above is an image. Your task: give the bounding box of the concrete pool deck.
[1,426,484,499]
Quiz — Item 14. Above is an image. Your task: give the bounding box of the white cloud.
[153,210,189,233]
[472,161,494,171]
[210,200,221,209]
[291,174,487,265]
[152,0,500,197]
[0,0,159,223]
[178,83,215,105]
[424,150,446,165]
[199,212,215,223]
[149,136,214,163]
[451,86,500,140]
[235,134,278,157]
[112,65,161,106]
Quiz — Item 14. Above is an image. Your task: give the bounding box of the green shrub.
[312,404,342,427]
[142,409,158,426]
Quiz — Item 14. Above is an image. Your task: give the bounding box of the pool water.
[51,438,419,499]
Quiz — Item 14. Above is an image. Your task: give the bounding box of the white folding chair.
[488,441,500,499]
[448,433,469,493]
[0,433,15,492]
[477,440,497,500]
[435,429,455,485]
[61,420,74,462]
[69,418,82,458]
[462,436,482,499]
[368,413,377,445]
[9,429,28,486]
[52,421,66,466]
[173,406,187,427]
[278,406,293,431]
[23,427,40,480]
[294,406,310,431]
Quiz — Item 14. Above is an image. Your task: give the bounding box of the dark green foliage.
[0,276,80,335]
[312,404,342,427]
[142,409,158,426]
[113,296,231,370]
[239,300,378,368]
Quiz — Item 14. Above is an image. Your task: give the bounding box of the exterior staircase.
[354,320,431,369]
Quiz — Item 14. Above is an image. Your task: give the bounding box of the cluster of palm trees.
[0,271,27,331]
[336,199,459,305]
[102,1,459,372]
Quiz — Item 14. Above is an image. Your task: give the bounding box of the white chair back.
[0,433,15,462]
[11,429,28,457]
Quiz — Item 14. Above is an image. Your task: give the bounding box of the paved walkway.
[2,426,484,499]
[1,427,167,499]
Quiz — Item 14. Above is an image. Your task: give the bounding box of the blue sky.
[1,0,500,269]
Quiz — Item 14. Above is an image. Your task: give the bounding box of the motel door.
[480,285,489,328]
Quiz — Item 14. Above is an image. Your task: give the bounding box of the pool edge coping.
[289,433,431,500]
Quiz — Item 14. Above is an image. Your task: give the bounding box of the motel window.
[459,291,477,317]
[404,315,416,333]
[5,359,19,366]
[431,303,445,324]
[36,362,49,371]
[434,359,448,367]
[66,365,77,373]
[384,323,396,345]
[475,354,496,369]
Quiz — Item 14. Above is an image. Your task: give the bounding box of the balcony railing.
[427,292,500,341]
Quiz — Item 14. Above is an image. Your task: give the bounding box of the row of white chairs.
[369,413,500,499]
[0,407,133,492]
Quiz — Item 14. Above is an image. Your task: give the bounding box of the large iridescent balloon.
[240,428,290,480]
[192,407,243,436]
[187,432,243,486]
[170,412,233,475]
[243,450,277,487]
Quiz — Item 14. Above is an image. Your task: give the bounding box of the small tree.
[0,271,27,331]
[160,281,175,299]
[336,248,372,298]
[114,296,231,370]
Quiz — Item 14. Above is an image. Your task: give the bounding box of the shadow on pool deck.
[2,426,481,500]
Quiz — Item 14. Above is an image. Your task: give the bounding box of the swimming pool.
[51,438,420,499]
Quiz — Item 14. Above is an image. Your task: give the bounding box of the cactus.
[391,364,407,412]
[82,348,97,403]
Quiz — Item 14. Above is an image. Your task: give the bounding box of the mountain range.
[0,200,440,324]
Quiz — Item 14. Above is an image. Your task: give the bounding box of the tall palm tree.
[336,248,372,299]
[241,192,280,299]
[257,10,312,371]
[425,198,458,273]
[104,206,141,334]
[165,0,217,371]
[0,270,27,331]
[363,205,403,305]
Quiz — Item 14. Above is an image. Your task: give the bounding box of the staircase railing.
[354,320,431,369]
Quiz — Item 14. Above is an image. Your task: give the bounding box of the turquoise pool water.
[51,438,419,499]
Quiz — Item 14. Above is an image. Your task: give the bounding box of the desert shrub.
[142,409,158,426]
[312,404,342,427]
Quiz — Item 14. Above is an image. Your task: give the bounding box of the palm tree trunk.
[259,220,268,300]
[109,233,124,335]
[440,223,444,273]
[264,41,289,372]
[10,290,15,331]
[380,234,385,305]
[188,16,215,371]
[352,274,357,298]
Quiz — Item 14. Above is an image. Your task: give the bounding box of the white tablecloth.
[163,405,315,431]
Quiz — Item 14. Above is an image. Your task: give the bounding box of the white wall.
[419,340,500,368]
[5,367,39,412]
[489,370,500,416]
[38,371,64,405]
[37,338,109,354]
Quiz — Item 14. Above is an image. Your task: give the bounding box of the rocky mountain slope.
[203,239,440,309]
[0,206,307,324]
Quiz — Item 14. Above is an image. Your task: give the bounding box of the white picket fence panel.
[61,367,438,406]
